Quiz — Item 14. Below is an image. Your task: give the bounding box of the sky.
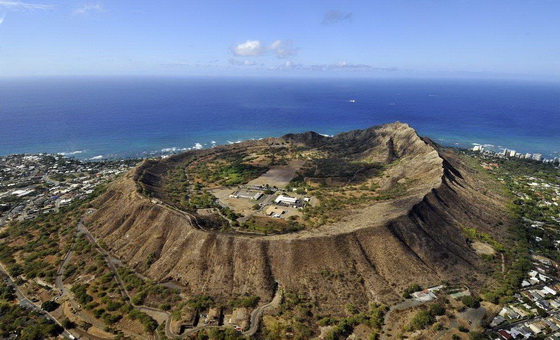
[0,0,559,78]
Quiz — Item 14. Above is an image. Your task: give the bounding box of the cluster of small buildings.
[228,184,311,219]
[171,306,251,334]
[0,154,137,225]
[492,259,560,339]
[496,317,560,339]
[472,145,559,165]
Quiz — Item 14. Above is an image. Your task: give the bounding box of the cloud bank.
[277,60,397,72]
[0,0,53,10]
[231,39,298,59]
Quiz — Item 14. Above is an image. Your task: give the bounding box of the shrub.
[402,284,422,299]
[429,303,445,316]
[41,300,59,312]
[410,310,434,330]
[461,295,481,309]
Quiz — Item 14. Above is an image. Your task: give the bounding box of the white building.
[275,195,298,205]
[533,153,543,161]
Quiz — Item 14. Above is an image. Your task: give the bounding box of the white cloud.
[269,40,297,58]
[232,40,264,57]
[0,0,53,10]
[231,39,298,59]
[73,3,104,15]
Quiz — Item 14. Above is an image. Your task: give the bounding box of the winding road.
[244,282,283,337]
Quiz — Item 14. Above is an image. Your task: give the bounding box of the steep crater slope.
[85,122,510,313]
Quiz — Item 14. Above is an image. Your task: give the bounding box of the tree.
[429,303,445,316]
[410,310,434,330]
[62,319,76,329]
[461,295,481,309]
[41,300,60,312]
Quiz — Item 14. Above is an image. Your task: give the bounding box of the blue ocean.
[0,77,559,159]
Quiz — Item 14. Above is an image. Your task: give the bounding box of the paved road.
[244,283,283,337]
[0,262,76,339]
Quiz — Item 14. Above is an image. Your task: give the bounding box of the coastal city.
[0,154,139,227]
[472,144,559,165]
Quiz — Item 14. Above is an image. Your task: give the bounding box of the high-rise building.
[533,153,542,161]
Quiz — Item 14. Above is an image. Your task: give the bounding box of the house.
[528,322,543,334]
[411,290,436,302]
[490,315,506,327]
[551,300,560,309]
[510,305,528,318]
[544,319,560,332]
[500,306,521,319]
[497,330,513,340]
[544,286,558,296]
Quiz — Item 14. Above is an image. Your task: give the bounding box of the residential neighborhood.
[0,154,138,226]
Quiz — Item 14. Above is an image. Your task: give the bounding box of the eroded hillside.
[85,122,511,315]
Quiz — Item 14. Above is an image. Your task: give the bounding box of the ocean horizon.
[1,77,559,160]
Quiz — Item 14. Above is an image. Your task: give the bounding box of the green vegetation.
[0,280,62,339]
[0,303,63,339]
[187,295,214,311]
[409,310,434,331]
[321,303,387,340]
[462,152,560,304]
[117,267,181,308]
[191,151,268,187]
[406,302,446,331]
[40,300,59,312]
[0,201,85,284]
[241,216,303,234]
[463,227,506,253]
[196,327,246,340]
[461,295,481,309]
[402,284,422,299]
[128,309,158,333]
[229,295,260,308]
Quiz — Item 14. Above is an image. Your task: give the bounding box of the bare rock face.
[85,122,510,314]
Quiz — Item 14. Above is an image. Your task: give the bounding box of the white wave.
[57,150,84,156]
[90,155,103,160]
[193,143,203,150]
[319,133,333,138]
